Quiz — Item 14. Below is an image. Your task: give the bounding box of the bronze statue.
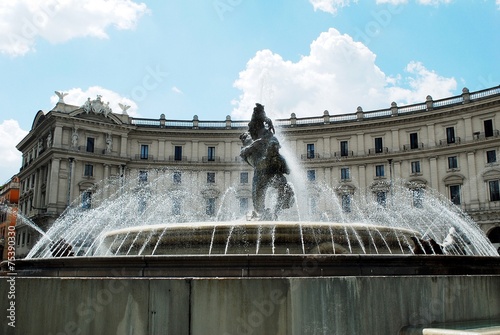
[240,103,294,220]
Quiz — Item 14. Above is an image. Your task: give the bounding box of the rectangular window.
[446,127,455,144]
[239,198,248,215]
[489,180,500,201]
[450,185,461,205]
[413,189,424,208]
[448,156,458,169]
[174,146,182,161]
[307,144,315,159]
[341,168,350,181]
[340,141,349,157]
[411,161,421,174]
[208,147,216,161]
[375,137,383,153]
[207,172,215,183]
[173,171,182,184]
[84,164,93,177]
[376,191,386,208]
[410,133,419,149]
[341,194,351,213]
[86,137,95,153]
[140,145,149,159]
[206,198,216,216]
[82,191,92,209]
[240,172,249,184]
[375,165,385,177]
[484,119,494,137]
[487,150,497,164]
[307,170,316,182]
[139,170,148,183]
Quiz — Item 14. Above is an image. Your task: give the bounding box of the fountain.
[1,103,499,335]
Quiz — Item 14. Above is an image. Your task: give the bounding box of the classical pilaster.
[429,157,439,191]
[391,129,399,152]
[426,124,435,148]
[158,139,165,161]
[52,126,62,148]
[120,135,128,158]
[192,140,199,162]
[225,141,231,162]
[356,133,364,156]
[323,136,331,159]
[466,151,479,207]
[48,158,60,207]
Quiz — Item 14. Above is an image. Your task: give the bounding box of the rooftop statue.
[240,103,294,220]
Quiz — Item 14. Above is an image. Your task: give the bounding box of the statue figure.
[71,128,79,148]
[105,133,113,153]
[55,91,68,103]
[240,103,294,220]
[47,131,52,148]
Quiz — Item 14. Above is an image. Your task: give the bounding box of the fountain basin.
[97,221,420,256]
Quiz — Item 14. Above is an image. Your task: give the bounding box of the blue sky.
[0,0,499,183]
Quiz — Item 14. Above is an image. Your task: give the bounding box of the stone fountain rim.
[100,221,420,236]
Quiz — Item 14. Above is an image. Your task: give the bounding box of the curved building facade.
[15,86,500,256]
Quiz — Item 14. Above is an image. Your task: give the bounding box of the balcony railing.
[202,156,221,163]
[368,147,389,155]
[168,155,188,162]
[473,130,500,140]
[301,153,321,160]
[438,137,461,146]
[134,154,155,161]
[334,151,354,158]
[403,143,424,151]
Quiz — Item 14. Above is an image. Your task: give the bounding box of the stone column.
[324,167,331,187]
[358,164,366,194]
[120,135,128,158]
[466,151,479,208]
[48,158,60,208]
[192,140,199,162]
[158,140,165,161]
[323,136,331,159]
[429,157,439,191]
[224,171,231,191]
[225,141,231,162]
[34,168,42,209]
[393,161,401,179]
[391,129,399,152]
[357,133,364,156]
[426,124,436,148]
[67,158,75,206]
[52,126,62,148]
[463,116,473,142]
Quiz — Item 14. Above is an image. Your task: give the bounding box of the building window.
[84,164,94,177]
[140,144,149,159]
[411,161,421,174]
[375,165,385,177]
[341,194,351,213]
[173,171,182,184]
[239,198,248,215]
[86,137,95,153]
[172,197,181,215]
[340,168,350,181]
[207,147,216,161]
[340,141,349,157]
[410,133,419,149]
[375,137,383,153]
[206,198,216,216]
[484,119,494,137]
[487,150,497,164]
[450,185,461,205]
[448,156,458,169]
[207,172,215,183]
[307,170,316,182]
[82,191,92,209]
[307,143,315,159]
[489,180,500,201]
[376,191,386,208]
[412,188,424,208]
[139,170,148,183]
[174,146,182,161]
[446,127,455,144]
[240,172,249,184]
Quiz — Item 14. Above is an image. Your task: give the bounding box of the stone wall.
[2,275,499,335]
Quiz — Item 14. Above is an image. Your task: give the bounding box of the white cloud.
[309,0,357,15]
[416,0,452,5]
[0,120,28,184]
[171,86,183,94]
[375,0,408,4]
[50,86,139,116]
[0,0,148,57]
[231,28,456,120]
